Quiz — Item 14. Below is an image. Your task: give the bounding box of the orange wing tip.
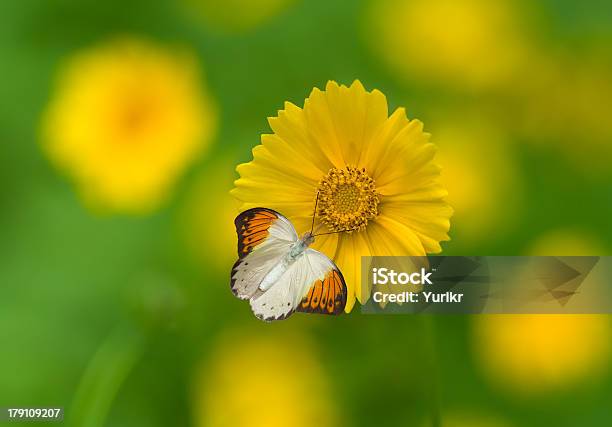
[234,208,280,258]
[299,269,347,315]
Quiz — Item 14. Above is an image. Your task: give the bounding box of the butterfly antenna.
[313,227,360,237]
[309,191,320,235]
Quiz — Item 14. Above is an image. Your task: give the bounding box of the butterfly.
[230,199,348,321]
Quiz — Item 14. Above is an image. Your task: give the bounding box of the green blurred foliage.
[1,0,611,426]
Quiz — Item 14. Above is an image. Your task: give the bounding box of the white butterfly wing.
[296,249,347,315]
[230,208,298,300]
[249,248,348,321]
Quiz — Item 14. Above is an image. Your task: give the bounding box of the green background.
[1,0,611,426]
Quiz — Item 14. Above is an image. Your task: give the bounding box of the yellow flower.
[193,328,337,427]
[231,80,452,311]
[366,0,527,89]
[473,231,611,394]
[41,38,216,213]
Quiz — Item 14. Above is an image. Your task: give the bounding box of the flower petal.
[267,102,333,174]
[231,80,454,314]
[299,81,391,169]
[303,85,348,169]
[373,121,435,187]
[379,201,452,253]
[311,232,339,262]
[379,181,448,200]
[232,140,319,218]
[370,215,427,256]
[231,181,313,218]
[333,231,374,311]
[360,107,413,176]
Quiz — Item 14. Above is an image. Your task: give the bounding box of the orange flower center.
[317,166,379,232]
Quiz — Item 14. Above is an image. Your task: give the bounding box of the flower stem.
[68,324,145,427]
[420,315,441,427]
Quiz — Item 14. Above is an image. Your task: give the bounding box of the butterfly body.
[231,208,347,321]
[259,232,314,292]
[289,232,315,258]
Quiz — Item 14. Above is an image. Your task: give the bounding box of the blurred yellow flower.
[193,328,337,427]
[434,411,512,427]
[433,116,521,242]
[528,229,607,257]
[473,230,611,395]
[366,0,527,89]
[474,314,611,394]
[509,55,612,171]
[231,80,452,311]
[42,38,216,213]
[186,0,296,33]
[180,158,240,272]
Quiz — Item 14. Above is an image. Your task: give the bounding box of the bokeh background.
[1,0,612,426]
